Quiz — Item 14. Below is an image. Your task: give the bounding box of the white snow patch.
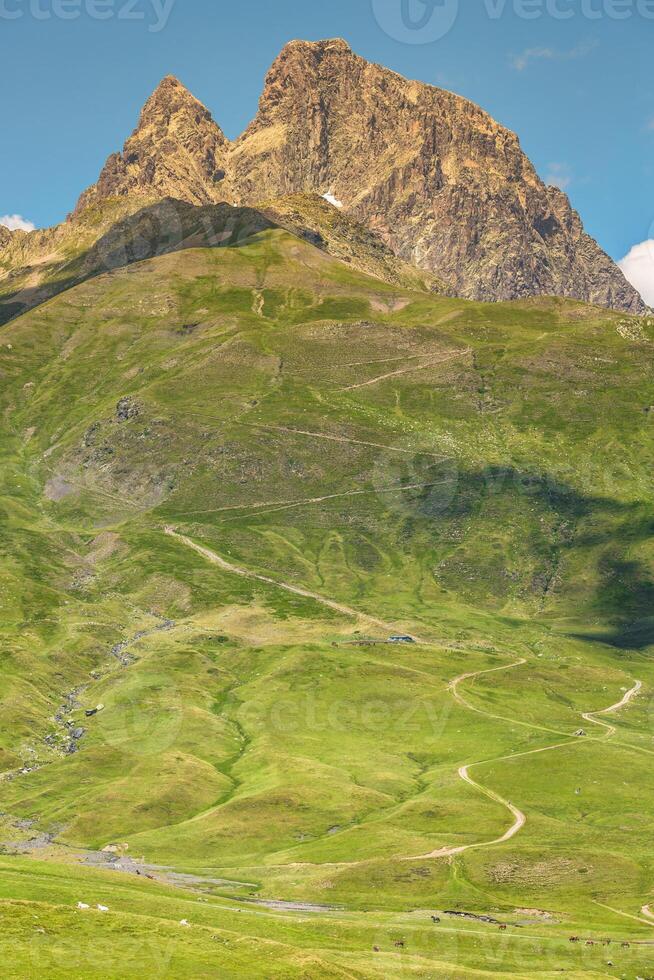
[322,193,343,210]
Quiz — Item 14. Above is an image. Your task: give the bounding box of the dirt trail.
[407,663,643,862]
[168,480,451,519]
[408,660,528,860]
[413,764,526,861]
[240,422,449,460]
[338,348,471,392]
[445,659,570,737]
[582,681,642,737]
[593,901,654,930]
[287,661,642,870]
[162,533,644,872]
[345,351,449,367]
[164,528,424,641]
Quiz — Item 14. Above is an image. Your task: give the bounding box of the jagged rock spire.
[75,75,233,212]
[74,43,646,314]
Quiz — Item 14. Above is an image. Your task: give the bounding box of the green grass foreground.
[0,227,653,975]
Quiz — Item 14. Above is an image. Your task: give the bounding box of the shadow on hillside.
[0,200,277,327]
[573,619,654,650]
[570,553,654,649]
[405,460,654,650]
[0,276,80,327]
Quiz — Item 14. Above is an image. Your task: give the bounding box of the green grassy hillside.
[0,194,443,328]
[1,226,653,976]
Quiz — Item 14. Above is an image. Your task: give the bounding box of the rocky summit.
[72,38,646,314]
[75,74,234,212]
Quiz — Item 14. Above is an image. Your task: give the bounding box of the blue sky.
[0,0,652,275]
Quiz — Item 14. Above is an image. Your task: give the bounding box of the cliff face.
[69,40,647,315]
[262,193,446,293]
[231,40,645,313]
[75,76,234,212]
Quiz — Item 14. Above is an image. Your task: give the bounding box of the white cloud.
[512,46,555,71]
[545,163,572,191]
[618,240,654,308]
[0,214,36,232]
[512,39,598,72]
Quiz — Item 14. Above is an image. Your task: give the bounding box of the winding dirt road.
[164,528,424,641]
[408,662,643,861]
[164,529,644,870]
[413,762,527,860]
[582,681,642,737]
[409,660,528,860]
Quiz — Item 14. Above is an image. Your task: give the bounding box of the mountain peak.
[143,74,194,106]
[157,73,183,87]
[269,37,355,75]
[75,76,232,213]
[137,74,214,129]
[72,40,644,314]
[232,40,645,314]
[281,37,352,54]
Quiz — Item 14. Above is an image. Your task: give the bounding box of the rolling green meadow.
[1,220,654,976]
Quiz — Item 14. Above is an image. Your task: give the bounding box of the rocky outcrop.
[75,75,234,212]
[54,42,654,315]
[262,193,446,292]
[0,225,14,249]
[231,40,645,314]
